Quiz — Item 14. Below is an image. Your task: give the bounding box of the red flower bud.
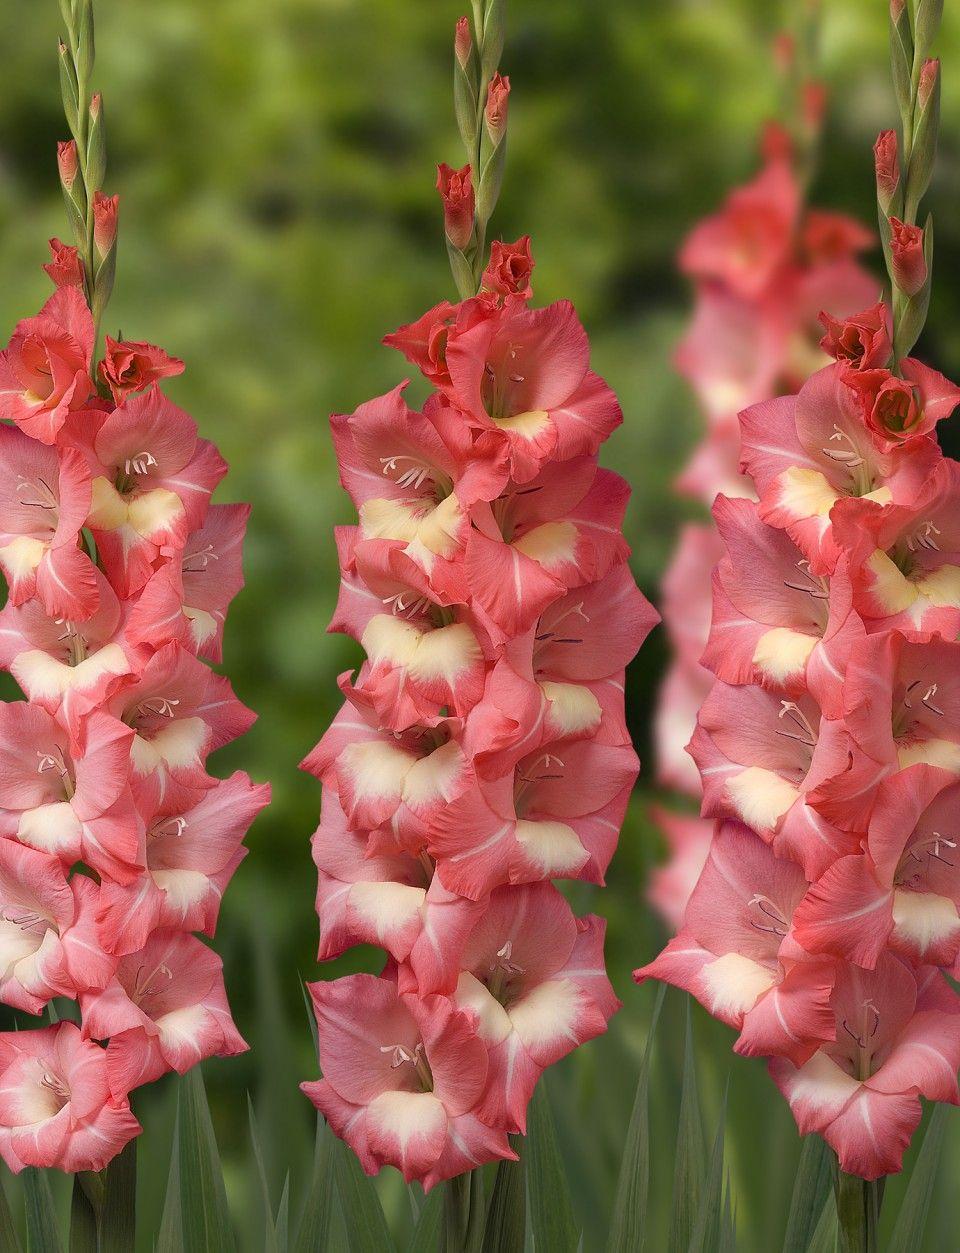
[92,192,119,259]
[873,130,900,212]
[888,216,927,296]
[436,164,475,251]
[482,236,534,300]
[42,238,85,290]
[454,17,472,69]
[90,91,102,121]
[919,58,939,109]
[890,0,906,18]
[57,140,79,192]
[843,366,923,446]
[819,302,892,370]
[485,73,510,144]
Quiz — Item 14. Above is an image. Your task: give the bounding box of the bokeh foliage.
[0,0,959,1247]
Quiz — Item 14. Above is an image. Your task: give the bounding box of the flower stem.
[443,1169,486,1253]
[882,0,941,362]
[448,0,508,298]
[835,1166,885,1253]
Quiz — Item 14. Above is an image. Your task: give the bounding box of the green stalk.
[442,1169,485,1253]
[882,0,941,363]
[57,0,117,363]
[447,0,509,297]
[835,1166,884,1253]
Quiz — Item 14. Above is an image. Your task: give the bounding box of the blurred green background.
[1,0,960,1248]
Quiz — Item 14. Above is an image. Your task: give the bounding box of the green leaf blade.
[526,1080,579,1253]
[177,1067,236,1253]
[606,984,665,1253]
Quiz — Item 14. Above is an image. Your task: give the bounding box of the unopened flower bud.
[485,73,510,145]
[90,91,102,122]
[888,216,927,296]
[919,58,940,109]
[454,17,472,70]
[874,130,900,213]
[890,0,906,19]
[92,192,119,259]
[436,164,474,251]
[57,140,79,192]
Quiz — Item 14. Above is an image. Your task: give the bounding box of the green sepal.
[61,186,88,254]
[76,0,95,84]
[480,0,505,81]
[86,99,107,195]
[905,68,940,220]
[447,241,478,300]
[93,243,117,327]
[914,0,944,59]
[889,3,914,126]
[58,42,80,137]
[454,63,478,151]
[476,138,507,229]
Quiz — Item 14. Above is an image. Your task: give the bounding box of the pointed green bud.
[905,60,940,219]
[914,0,944,60]
[58,40,80,137]
[889,0,913,125]
[86,92,106,192]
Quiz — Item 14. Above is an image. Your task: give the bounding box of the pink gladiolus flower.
[125,503,250,662]
[793,764,960,969]
[105,642,255,810]
[0,424,98,620]
[0,570,139,728]
[740,364,940,574]
[770,957,960,1179]
[43,238,84,290]
[99,336,185,403]
[96,772,268,955]
[0,842,113,1013]
[0,288,94,444]
[83,386,227,597]
[0,1022,141,1174]
[81,929,247,1096]
[302,973,515,1188]
[482,236,534,300]
[0,703,140,881]
[637,820,836,1065]
[440,299,622,483]
[819,302,892,371]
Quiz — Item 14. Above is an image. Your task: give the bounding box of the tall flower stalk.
[0,0,268,1211]
[301,0,657,1228]
[650,20,877,929]
[639,3,959,1248]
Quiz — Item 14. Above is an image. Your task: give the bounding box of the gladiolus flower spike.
[301,6,658,1193]
[638,0,959,1193]
[650,13,877,930]
[0,0,268,1175]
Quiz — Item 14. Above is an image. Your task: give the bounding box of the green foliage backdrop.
[1,1,959,1247]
